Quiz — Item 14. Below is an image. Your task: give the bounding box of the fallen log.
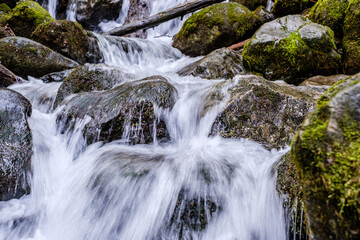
[103,0,226,36]
[0,64,19,87]
[227,39,250,50]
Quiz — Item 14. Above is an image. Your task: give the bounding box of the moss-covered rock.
[177,48,243,80]
[291,73,360,239]
[242,15,341,85]
[54,64,134,108]
[0,3,12,26]
[0,88,32,201]
[308,0,349,37]
[230,0,267,11]
[0,37,78,78]
[271,0,310,17]
[342,0,360,74]
[207,74,321,149]
[7,0,53,38]
[254,5,275,24]
[31,20,89,64]
[172,2,260,57]
[57,76,177,145]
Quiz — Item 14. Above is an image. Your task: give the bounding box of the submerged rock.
[342,0,360,74]
[172,2,260,57]
[308,0,349,37]
[291,73,360,239]
[242,15,341,85]
[57,76,177,145]
[207,74,321,149]
[177,48,243,80]
[0,88,32,201]
[31,20,90,64]
[0,37,78,78]
[7,0,53,38]
[54,64,134,107]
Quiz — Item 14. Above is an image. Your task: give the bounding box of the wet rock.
[208,74,321,149]
[342,0,360,74]
[177,48,243,80]
[74,0,123,30]
[0,63,19,87]
[40,69,74,83]
[300,74,349,87]
[172,2,260,57]
[271,0,310,17]
[0,37,78,78]
[7,0,53,38]
[291,73,360,239]
[230,0,267,11]
[308,0,349,37]
[0,88,32,201]
[124,0,151,38]
[242,15,341,85]
[31,20,90,64]
[54,64,134,107]
[85,31,103,64]
[57,76,177,145]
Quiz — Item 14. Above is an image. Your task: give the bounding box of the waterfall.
[0,0,291,239]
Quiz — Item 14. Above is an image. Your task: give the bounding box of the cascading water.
[0,0,292,239]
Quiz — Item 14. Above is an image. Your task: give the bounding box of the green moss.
[0,3,11,13]
[7,0,53,38]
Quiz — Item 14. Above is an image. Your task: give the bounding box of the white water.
[0,0,290,239]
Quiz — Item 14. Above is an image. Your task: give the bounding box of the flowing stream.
[0,0,291,239]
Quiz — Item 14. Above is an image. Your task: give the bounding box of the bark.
[103,0,226,36]
[227,39,250,50]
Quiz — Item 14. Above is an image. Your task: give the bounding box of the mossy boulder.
[177,48,243,80]
[207,74,321,149]
[230,0,267,11]
[57,76,177,145]
[308,0,349,37]
[271,0,310,17]
[291,73,360,239]
[0,37,78,78]
[54,64,134,107]
[0,3,12,26]
[31,20,90,64]
[342,0,360,74]
[0,88,32,201]
[172,2,260,57]
[1,1,18,8]
[7,0,53,38]
[242,15,341,85]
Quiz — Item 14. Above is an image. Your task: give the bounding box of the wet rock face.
[308,0,349,37]
[7,0,54,38]
[0,88,32,201]
[177,48,243,80]
[0,37,78,78]
[172,2,260,57]
[342,0,360,74]
[124,0,151,38]
[242,15,341,85]
[291,73,360,240]
[57,76,177,145]
[207,74,321,149]
[54,64,134,108]
[75,0,123,30]
[31,20,90,64]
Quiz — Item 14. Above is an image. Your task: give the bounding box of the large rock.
[230,0,267,11]
[271,0,310,17]
[54,64,134,107]
[342,0,360,74]
[7,0,53,38]
[0,3,11,27]
[308,0,349,37]
[0,88,32,201]
[242,15,341,85]
[0,37,78,78]
[124,0,151,38]
[57,76,177,145]
[177,48,243,80]
[75,0,123,30]
[207,74,321,149]
[172,2,260,57]
[31,20,90,64]
[291,73,360,239]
